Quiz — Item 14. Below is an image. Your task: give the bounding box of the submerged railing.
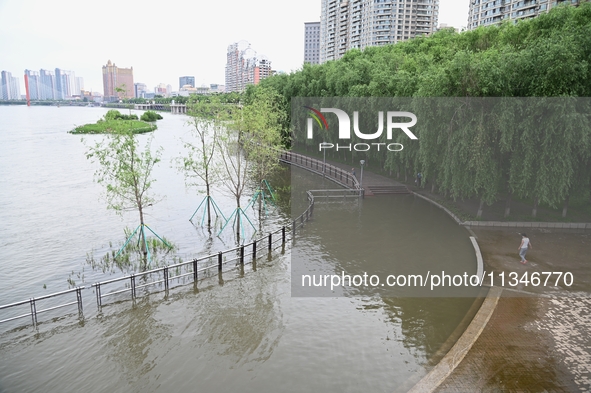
[0,149,363,329]
[92,226,290,308]
[0,287,84,328]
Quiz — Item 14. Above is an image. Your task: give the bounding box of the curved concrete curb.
[284,154,503,393]
[407,236,497,393]
[407,286,503,393]
[413,192,464,224]
[463,220,591,229]
[413,191,591,229]
[470,236,484,279]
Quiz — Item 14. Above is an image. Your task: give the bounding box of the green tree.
[178,96,227,229]
[241,86,286,217]
[85,132,165,265]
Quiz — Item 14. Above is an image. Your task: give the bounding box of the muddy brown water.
[0,106,479,392]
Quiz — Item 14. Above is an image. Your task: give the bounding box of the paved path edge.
[413,192,464,225]
[414,191,591,228]
[407,286,503,393]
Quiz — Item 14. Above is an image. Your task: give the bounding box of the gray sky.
[0,0,469,93]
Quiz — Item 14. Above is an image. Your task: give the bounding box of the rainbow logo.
[303,106,329,130]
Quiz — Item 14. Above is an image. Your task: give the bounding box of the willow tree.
[85,131,170,266]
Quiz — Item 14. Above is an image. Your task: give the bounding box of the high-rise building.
[24,70,40,100]
[134,83,147,98]
[54,69,78,99]
[319,0,439,63]
[179,76,195,89]
[154,83,169,97]
[0,71,8,100]
[102,60,134,102]
[225,41,273,92]
[39,69,56,100]
[55,68,66,100]
[467,0,582,29]
[1,71,21,100]
[304,22,321,64]
[24,68,82,100]
[77,77,84,93]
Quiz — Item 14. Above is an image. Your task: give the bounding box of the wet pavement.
[294,152,591,392]
[435,227,591,392]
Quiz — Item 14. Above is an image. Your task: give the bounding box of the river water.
[0,105,477,393]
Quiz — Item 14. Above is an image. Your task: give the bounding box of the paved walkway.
[332,159,406,188]
[435,227,591,392]
[294,152,591,392]
[324,157,409,195]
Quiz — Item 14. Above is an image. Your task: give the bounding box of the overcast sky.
[0,0,469,93]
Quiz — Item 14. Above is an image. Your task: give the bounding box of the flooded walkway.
[317,156,410,196]
[434,227,591,392]
[295,151,591,392]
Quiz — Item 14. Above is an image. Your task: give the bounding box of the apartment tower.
[467,0,584,29]
[320,0,439,63]
[102,60,134,102]
[225,41,272,92]
[1,71,21,100]
[179,76,195,89]
[305,22,321,64]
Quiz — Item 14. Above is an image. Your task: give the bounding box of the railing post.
[96,283,102,308]
[292,220,296,238]
[310,201,314,217]
[193,259,198,282]
[30,298,37,327]
[164,267,169,291]
[240,245,245,265]
[282,226,286,244]
[131,274,136,299]
[76,287,83,316]
[268,233,272,251]
[253,240,257,260]
[218,251,223,271]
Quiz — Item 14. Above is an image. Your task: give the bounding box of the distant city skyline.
[0,0,469,93]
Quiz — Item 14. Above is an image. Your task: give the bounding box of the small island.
[70,110,162,134]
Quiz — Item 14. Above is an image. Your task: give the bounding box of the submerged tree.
[215,87,287,240]
[178,96,227,229]
[85,131,170,266]
[216,116,254,241]
[241,87,286,218]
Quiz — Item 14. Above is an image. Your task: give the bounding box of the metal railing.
[0,286,84,327]
[307,189,364,200]
[92,225,292,308]
[0,149,362,329]
[278,151,362,191]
